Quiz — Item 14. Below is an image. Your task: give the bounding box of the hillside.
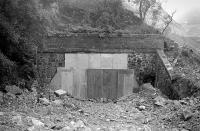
[35,0,159,35]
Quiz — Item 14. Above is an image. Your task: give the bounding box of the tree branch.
[161,10,176,34]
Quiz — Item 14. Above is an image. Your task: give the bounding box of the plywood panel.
[61,70,73,95]
[73,70,78,97]
[65,54,76,70]
[100,54,113,69]
[77,70,87,99]
[77,54,89,69]
[87,70,102,99]
[86,69,138,100]
[117,70,125,98]
[88,54,101,69]
[103,70,118,100]
[113,54,128,69]
[123,71,134,96]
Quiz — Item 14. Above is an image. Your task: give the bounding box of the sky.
[162,0,200,23]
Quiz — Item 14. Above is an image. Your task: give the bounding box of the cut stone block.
[54,89,67,97]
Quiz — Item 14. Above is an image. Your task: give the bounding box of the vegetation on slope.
[39,0,159,34]
[0,0,44,89]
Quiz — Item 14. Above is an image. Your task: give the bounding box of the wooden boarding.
[87,69,138,100]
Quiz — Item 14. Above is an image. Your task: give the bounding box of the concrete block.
[54,89,67,97]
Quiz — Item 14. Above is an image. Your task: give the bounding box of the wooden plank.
[117,70,125,98]
[95,70,103,99]
[123,70,134,96]
[73,70,78,97]
[78,70,87,99]
[86,70,93,99]
[87,69,102,99]
[103,70,118,100]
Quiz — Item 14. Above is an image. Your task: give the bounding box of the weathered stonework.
[37,53,65,86]
[156,50,174,99]
[128,52,157,85]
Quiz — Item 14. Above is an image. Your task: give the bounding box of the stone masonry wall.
[37,53,65,86]
[156,50,174,99]
[128,52,157,86]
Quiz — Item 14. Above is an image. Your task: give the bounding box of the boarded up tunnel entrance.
[87,69,138,100]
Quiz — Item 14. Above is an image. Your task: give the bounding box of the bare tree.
[161,10,176,34]
[129,0,157,22]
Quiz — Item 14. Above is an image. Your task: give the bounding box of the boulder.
[51,125,64,130]
[39,98,50,105]
[5,85,22,95]
[140,83,157,95]
[7,92,16,99]
[138,106,146,111]
[61,126,73,131]
[182,109,193,120]
[27,117,44,127]
[70,120,85,128]
[26,126,49,131]
[12,115,23,125]
[154,96,166,107]
[52,99,63,106]
[54,89,67,97]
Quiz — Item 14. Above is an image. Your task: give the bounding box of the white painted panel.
[61,70,73,95]
[76,54,89,69]
[100,54,113,69]
[113,54,128,69]
[88,54,101,69]
[65,54,76,70]
[123,73,134,96]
